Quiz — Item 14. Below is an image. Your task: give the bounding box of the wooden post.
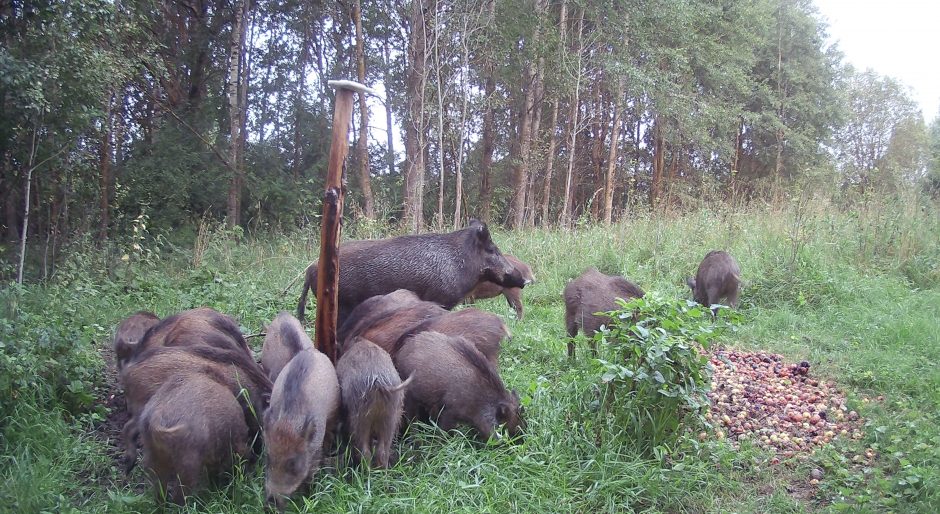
[315,80,382,363]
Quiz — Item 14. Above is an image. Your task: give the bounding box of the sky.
[814,0,940,121]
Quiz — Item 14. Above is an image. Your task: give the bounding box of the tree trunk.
[590,87,607,221]
[404,0,430,232]
[650,116,665,207]
[510,0,545,229]
[452,15,474,229]
[98,91,114,242]
[478,0,497,223]
[352,0,374,219]
[774,4,785,178]
[226,0,249,228]
[291,24,311,180]
[510,67,536,228]
[560,7,584,228]
[525,57,544,228]
[603,84,623,225]
[731,117,744,196]
[17,128,38,285]
[383,40,396,177]
[539,0,566,226]
[539,98,560,225]
[433,2,446,230]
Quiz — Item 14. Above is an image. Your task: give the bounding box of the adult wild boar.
[138,373,251,504]
[119,346,271,471]
[464,254,535,319]
[261,312,314,381]
[563,267,645,358]
[339,289,509,366]
[113,311,160,372]
[336,338,411,468]
[390,308,510,367]
[134,307,251,359]
[264,349,340,509]
[687,250,741,312]
[296,221,525,326]
[394,331,523,440]
[337,289,447,354]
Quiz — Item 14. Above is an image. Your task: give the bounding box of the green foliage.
[0,287,105,419]
[834,68,928,191]
[0,198,938,512]
[592,294,740,454]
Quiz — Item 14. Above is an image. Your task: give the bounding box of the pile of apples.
[704,349,863,458]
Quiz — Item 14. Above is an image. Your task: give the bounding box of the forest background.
[1,0,939,281]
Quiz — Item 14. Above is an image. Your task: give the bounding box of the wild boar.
[134,307,252,359]
[394,331,523,440]
[138,373,251,504]
[297,220,525,326]
[390,308,509,367]
[337,289,447,355]
[261,312,314,381]
[113,311,160,372]
[563,267,645,358]
[687,250,741,312]
[119,345,271,472]
[264,349,340,509]
[464,255,535,319]
[336,338,411,468]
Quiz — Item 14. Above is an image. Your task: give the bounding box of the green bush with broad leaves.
[591,293,741,455]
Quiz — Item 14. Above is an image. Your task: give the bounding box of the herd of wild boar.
[111,220,740,506]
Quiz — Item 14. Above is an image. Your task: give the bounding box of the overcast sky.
[815,0,940,121]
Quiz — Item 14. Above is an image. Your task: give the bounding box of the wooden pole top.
[326,80,384,101]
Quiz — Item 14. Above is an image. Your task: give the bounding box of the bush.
[0,284,106,422]
[591,293,740,455]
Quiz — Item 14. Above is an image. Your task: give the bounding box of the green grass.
[1,194,939,512]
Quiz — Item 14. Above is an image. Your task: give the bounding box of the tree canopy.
[1,0,935,279]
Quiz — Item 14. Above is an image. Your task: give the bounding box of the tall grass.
[1,190,938,512]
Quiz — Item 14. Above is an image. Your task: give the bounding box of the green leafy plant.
[592,293,741,455]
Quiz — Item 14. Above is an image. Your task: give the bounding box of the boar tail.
[297,263,319,322]
[153,423,185,435]
[148,422,186,453]
[384,374,413,395]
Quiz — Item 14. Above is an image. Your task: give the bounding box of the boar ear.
[686,277,696,290]
[300,415,317,440]
[475,222,491,243]
[496,402,511,422]
[115,340,138,362]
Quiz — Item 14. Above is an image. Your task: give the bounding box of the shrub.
[591,293,740,455]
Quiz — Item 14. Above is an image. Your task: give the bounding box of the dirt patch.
[92,340,133,471]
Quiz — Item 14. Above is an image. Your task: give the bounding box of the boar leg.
[565,303,583,358]
[374,409,400,468]
[373,429,392,469]
[436,410,459,433]
[121,418,140,474]
[469,416,495,441]
[503,288,524,320]
[726,288,739,309]
[351,422,374,467]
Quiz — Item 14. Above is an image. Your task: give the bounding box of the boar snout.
[265,492,286,512]
[486,260,526,289]
[500,390,525,438]
[504,267,526,288]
